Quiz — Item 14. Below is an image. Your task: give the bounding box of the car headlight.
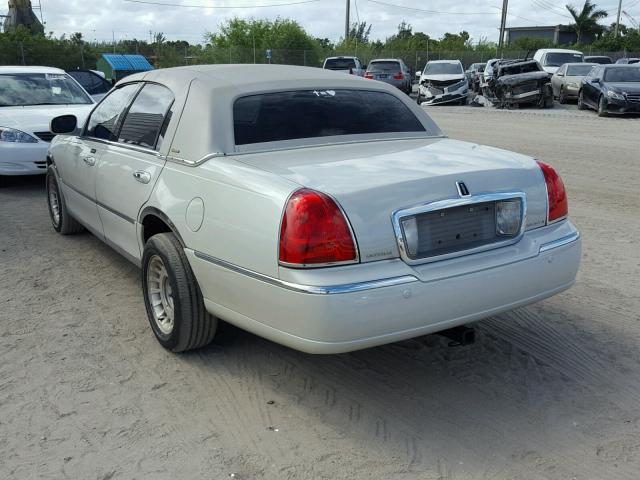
[607,90,625,101]
[0,127,38,143]
[567,82,579,88]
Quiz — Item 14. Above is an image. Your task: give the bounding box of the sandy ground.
[1,105,639,480]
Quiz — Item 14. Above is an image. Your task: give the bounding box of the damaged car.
[416,60,468,105]
[483,59,554,109]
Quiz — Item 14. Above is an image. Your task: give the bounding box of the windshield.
[368,61,401,72]
[324,58,357,70]
[567,64,596,76]
[0,72,93,107]
[233,89,425,146]
[604,67,640,82]
[544,52,583,67]
[423,62,463,75]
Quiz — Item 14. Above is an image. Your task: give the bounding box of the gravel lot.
[1,104,639,480]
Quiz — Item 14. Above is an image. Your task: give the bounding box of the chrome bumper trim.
[193,250,418,295]
[539,231,580,253]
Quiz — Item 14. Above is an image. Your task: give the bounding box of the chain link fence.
[0,41,637,72]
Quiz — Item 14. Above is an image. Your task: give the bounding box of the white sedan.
[0,66,94,182]
[46,65,581,354]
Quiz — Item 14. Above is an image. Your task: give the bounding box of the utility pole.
[498,0,509,56]
[614,0,623,37]
[344,0,350,41]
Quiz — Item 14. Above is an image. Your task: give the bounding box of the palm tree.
[566,0,608,44]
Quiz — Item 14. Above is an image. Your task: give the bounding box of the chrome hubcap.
[146,255,175,334]
[48,180,60,226]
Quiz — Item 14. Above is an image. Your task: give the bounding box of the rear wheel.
[597,95,608,117]
[416,91,423,105]
[46,166,84,234]
[558,87,567,104]
[142,232,217,352]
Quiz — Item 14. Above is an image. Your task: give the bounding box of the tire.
[577,91,587,110]
[544,94,554,109]
[597,95,608,117]
[46,166,84,234]
[558,87,567,104]
[459,97,468,106]
[142,232,218,352]
[416,92,423,105]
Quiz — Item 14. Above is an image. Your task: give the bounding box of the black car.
[578,65,640,116]
[584,55,612,65]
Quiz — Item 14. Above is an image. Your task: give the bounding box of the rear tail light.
[537,160,568,223]
[279,189,358,267]
[393,72,404,80]
[364,72,374,79]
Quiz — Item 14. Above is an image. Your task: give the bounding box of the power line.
[123,0,320,8]
[366,0,497,15]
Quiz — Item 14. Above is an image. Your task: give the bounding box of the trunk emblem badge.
[456,181,471,197]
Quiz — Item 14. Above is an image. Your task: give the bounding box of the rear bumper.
[0,142,49,175]
[188,221,581,354]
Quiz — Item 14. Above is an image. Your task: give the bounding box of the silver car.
[551,63,597,103]
[364,59,412,94]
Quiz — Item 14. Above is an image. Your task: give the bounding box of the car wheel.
[46,166,84,234]
[459,97,468,106]
[597,95,608,117]
[142,232,218,352]
[416,92,422,105]
[577,91,586,110]
[559,87,567,104]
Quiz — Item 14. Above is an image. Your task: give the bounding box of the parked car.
[484,59,554,109]
[578,64,640,116]
[322,56,365,76]
[551,63,597,103]
[0,66,94,185]
[584,55,612,65]
[480,58,500,88]
[364,58,412,94]
[66,69,113,102]
[416,60,468,105]
[46,64,581,354]
[533,49,584,74]
[466,62,486,92]
[615,58,640,65]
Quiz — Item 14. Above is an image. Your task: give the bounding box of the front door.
[95,83,175,262]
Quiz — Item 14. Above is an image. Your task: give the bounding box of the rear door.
[95,82,175,262]
[57,83,140,235]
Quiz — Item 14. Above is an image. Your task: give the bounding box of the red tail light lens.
[393,72,404,80]
[537,160,568,223]
[364,72,374,79]
[279,189,358,267]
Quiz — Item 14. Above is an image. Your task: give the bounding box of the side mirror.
[592,77,601,83]
[416,71,422,77]
[50,115,78,134]
[556,73,564,77]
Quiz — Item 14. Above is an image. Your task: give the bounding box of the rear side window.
[118,83,174,150]
[85,84,139,140]
[233,89,425,146]
[368,61,401,72]
[324,58,356,70]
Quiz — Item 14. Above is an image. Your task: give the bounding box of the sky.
[14,0,640,44]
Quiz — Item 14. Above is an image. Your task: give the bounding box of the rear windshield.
[324,58,356,70]
[567,64,595,76]
[233,89,425,146]
[368,61,401,72]
[423,63,463,75]
[586,57,611,64]
[604,67,640,82]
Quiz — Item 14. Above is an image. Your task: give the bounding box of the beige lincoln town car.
[46,65,581,354]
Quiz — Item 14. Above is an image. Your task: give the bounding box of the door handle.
[82,156,96,166]
[133,171,151,184]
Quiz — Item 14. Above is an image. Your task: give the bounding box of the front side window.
[118,83,174,150]
[85,84,139,140]
[233,89,425,146]
[0,72,93,107]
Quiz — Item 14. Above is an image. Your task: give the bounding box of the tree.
[348,21,372,44]
[565,0,608,44]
